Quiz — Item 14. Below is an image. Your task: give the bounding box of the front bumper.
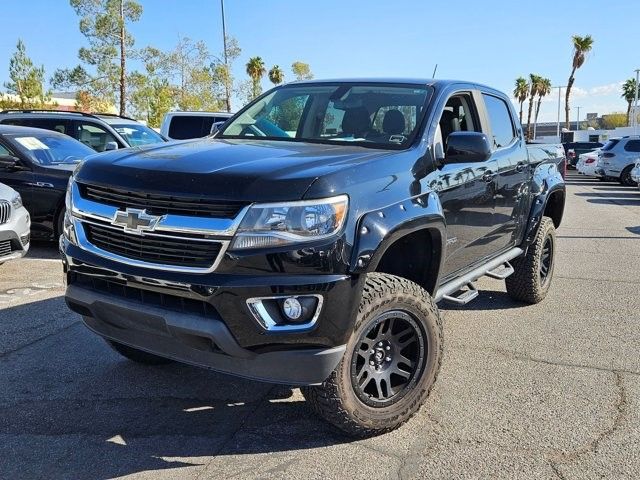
[0,205,30,263]
[62,237,361,385]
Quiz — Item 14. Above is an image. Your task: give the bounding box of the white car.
[631,159,640,189]
[0,182,30,264]
[577,149,601,177]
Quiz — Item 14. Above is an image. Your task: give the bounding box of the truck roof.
[287,78,500,91]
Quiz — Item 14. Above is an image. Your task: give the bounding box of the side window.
[27,118,72,135]
[435,93,481,159]
[169,116,204,139]
[77,122,118,152]
[482,94,516,149]
[0,143,11,156]
[623,140,640,152]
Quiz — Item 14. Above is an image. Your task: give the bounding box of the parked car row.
[576,136,640,188]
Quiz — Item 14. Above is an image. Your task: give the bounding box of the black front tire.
[106,340,174,365]
[506,216,556,304]
[302,273,443,437]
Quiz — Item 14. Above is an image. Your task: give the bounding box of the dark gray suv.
[0,110,167,152]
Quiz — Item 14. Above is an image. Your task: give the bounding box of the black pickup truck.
[61,79,565,437]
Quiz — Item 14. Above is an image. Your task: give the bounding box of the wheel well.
[374,229,441,295]
[544,191,565,228]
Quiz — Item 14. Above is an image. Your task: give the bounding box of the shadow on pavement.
[587,198,640,206]
[0,297,353,479]
[575,192,640,199]
[26,241,62,260]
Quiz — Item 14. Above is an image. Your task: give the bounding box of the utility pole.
[221,0,231,112]
[576,106,580,131]
[634,69,640,135]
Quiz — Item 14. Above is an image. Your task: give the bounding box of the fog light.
[282,297,302,320]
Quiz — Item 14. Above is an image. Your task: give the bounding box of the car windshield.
[7,133,94,165]
[219,83,432,149]
[112,123,165,146]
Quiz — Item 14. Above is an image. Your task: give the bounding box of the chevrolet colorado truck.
[61,79,565,437]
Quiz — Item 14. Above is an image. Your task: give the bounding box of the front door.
[0,140,33,209]
[430,91,500,278]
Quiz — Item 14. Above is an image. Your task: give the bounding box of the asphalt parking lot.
[1,172,639,480]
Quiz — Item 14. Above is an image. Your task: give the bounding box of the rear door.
[478,91,530,253]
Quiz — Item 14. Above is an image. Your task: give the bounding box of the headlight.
[65,176,73,211]
[10,192,22,209]
[231,195,348,250]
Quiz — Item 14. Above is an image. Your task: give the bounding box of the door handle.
[515,162,527,172]
[482,171,495,183]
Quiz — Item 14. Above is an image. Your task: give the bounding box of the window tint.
[76,122,118,152]
[602,139,620,151]
[1,118,71,135]
[482,94,515,149]
[0,143,11,156]
[112,124,164,146]
[623,140,640,152]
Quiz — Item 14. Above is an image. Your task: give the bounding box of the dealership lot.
[1,173,639,479]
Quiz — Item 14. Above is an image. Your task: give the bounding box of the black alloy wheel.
[350,310,426,407]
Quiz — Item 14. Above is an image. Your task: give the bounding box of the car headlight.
[230,195,348,250]
[10,191,22,209]
[65,176,74,211]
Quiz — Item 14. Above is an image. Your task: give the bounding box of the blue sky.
[0,0,636,121]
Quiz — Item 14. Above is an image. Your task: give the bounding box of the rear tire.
[106,340,174,365]
[506,216,556,304]
[302,273,443,437]
[620,166,638,186]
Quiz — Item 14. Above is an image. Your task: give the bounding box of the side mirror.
[210,121,226,136]
[444,132,492,164]
[0,154,21,170]
[104,141,119,151]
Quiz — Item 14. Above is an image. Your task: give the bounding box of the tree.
[4,39,50,107]
[565,35,594,129]
[621,78,638,126]
[291,61,313,81]
[513,77,529,126]
[533,77,552,137]
[268,65,285,86]
[246,56,266,99]
[53,0,143,115]
[601,113,627,129]
[525,74,542,140]
[213,36,241,112]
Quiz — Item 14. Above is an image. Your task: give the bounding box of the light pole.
[221,0,231,112]
[634,69,640,135]
[576,106,580,131]
[554,86,566,141]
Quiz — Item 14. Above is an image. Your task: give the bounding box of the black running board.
[435,248,523,303]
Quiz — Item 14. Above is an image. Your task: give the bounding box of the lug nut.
[378,342,383,346]
[385,345,391,351]
[369,360,375,366]
[370,350,374,354]
[385,357,391,362]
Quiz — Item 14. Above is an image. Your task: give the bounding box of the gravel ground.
[0,172,639,479]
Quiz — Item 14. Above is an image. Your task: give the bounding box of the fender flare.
[350,192,447,284]
[523,170,565,247]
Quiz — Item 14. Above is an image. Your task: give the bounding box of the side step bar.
[442,283,479,305]
[435,248,523,303]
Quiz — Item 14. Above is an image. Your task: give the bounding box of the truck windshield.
[219,83,431,149]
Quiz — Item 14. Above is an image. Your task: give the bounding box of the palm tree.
[514,77,529,126]
[622,78,638,126]
[268,65,284,86]
[526,74,542,140]
[246,56,266,99]
[565,35,594,129]
[533,77,552,138]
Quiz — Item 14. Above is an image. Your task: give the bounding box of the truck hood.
[74,138,394,202]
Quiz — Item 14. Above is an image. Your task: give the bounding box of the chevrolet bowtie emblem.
[112,208,162,235]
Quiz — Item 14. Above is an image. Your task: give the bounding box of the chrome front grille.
[70,181,246,273]
[84,221,224,268]
[0,201,10,225]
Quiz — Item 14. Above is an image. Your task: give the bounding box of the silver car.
[595,137,640,186]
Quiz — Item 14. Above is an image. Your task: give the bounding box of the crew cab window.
[76,122,118,152]
[623,140,640,152]
[434,92,481,159]
[482,94,516,149]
